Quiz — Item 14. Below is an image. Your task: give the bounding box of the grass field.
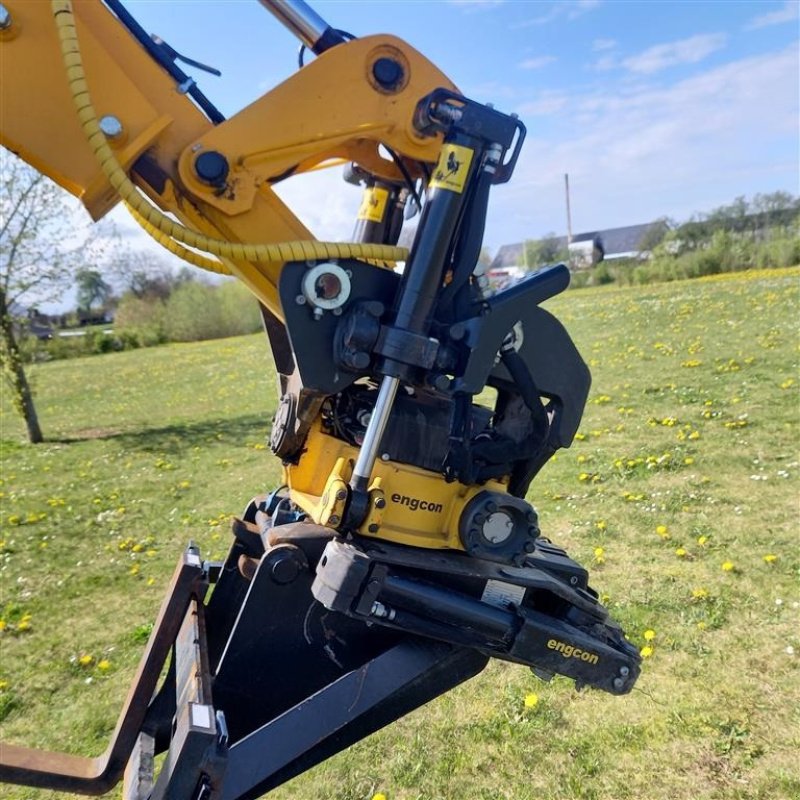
[1,268,798,800]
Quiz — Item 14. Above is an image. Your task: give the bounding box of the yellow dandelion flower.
[643,630,656,641]
[692,587,709,600]
[372,794,387,800]
[656,525,669,539]
[697,535,708,546]
[684,456,695,465]
[147,577,156,586]
[0,680,8,691]
[640,645,654,658]
[697,621,707,630]
[688,431,701,440]
[97,659,111,672]
[129,564,140,576]
[721,561,735,572]
[16,619,31,632]
[524,693,539,709]
[78,654,93,667]
[0,620,5,632]
[762,554,778,564]
[675,547,687,558]
[595,520,607,532]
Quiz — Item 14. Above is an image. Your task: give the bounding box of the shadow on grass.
[45,412,273,456]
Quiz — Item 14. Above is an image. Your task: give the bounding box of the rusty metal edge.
[0,548,207,795]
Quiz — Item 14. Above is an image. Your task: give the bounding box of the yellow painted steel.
[0,0,489,553]
[1,1,456,321]
[0,0,210,218]
[285,422,507,551]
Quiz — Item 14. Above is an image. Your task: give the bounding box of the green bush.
[114,294,167,341]
[160,280,260,342]
[590,262,614,285]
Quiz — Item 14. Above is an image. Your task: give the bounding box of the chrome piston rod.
[350,375,400,492]
[257,0,344,54]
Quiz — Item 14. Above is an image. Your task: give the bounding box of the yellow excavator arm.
[0,3,641,798]
[1,0,454,318]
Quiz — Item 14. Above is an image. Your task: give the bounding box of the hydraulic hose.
[51,0,409,268]
[124,202,232,275]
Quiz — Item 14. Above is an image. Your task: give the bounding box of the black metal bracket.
[413,88,526,184]
[218,640,487,800]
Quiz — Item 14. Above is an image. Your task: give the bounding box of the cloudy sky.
[108,0,798,255]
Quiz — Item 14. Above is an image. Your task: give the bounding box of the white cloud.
[486,44,799,241]
[515,0,602,28]
[447,0,505,11]
[744,1,800,30]
[570,0,602,19]
[518,55,557,70]
[272,168,361,241]
[592,38,617,51]
[516,91,570,116]
[590,54,617,71]
[622,33,727,74]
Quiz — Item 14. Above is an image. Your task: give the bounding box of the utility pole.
[564,173,573,246]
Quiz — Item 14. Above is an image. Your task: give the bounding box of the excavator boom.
[0,2,641,797]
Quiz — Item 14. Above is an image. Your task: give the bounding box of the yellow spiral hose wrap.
[124,202,233,275]
[50,0,410,272]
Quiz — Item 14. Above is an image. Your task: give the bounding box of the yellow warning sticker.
[429,144,474,193]
[357,186,389,223]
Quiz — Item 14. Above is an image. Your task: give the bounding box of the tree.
[1,150,96,443]
[525,233,567,270]
[76,268,112,313]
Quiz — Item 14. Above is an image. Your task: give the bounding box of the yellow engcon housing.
[284,422,507,551]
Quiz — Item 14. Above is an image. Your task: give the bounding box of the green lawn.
[1,268,798,800]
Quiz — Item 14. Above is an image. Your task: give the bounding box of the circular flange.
[302,263,352,311]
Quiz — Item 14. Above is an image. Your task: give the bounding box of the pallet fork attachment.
[0,547,208,795]
[0,533,489,800]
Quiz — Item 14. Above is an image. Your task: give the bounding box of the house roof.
[490,220,669,269]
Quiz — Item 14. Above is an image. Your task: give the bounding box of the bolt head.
[372,57,404,91]
[270,555,300,585]
[194,150,229,187]
[99,115,124,140]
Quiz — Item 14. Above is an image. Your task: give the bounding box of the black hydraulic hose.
[500,348,550,441]
[431,154,495,326]
[102,0,226,124]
